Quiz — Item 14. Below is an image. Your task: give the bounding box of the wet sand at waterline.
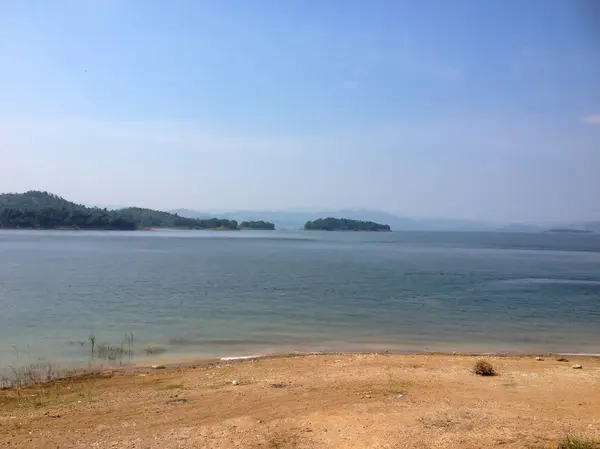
[1,353,599,448]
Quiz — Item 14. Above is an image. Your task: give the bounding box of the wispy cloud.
[582,115,600,124]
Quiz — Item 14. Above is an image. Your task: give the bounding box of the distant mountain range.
[583,222,600,233]
[167,208,600,233]
[1,191,597,232]
[498,223,544,233]
[3,190,596,233]
[169,209,420,231]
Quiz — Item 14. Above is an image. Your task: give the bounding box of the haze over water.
[1,230,599,369]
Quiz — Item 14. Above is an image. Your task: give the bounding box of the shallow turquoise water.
[0,229,599,368]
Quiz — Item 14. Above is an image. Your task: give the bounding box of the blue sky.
[1,0,599,223]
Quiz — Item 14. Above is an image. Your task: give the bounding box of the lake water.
[1,230,599,370]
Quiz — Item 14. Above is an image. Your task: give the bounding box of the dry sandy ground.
[1,354,599,449]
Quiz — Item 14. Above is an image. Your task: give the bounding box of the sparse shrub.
[556,436,597,449]
[144,345,167,356]
[88,333,96,357]
[1,363,101,389]
[473,359,497,376]
[96,344,122,361]
[124,333,134,358]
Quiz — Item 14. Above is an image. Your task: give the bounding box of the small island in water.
[0,191,275,231]
[303,217,391,232]
[240,220,276,230]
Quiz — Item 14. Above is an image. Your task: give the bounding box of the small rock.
[535,356,544,361]
[397,394,405,398]
[232,379,239,386]
[365,395,371,398]
[165,398,187,406]
[572,364,583,369]
[151,365,166,370]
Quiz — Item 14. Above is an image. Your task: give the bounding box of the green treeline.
[117,207,238,229]
[0,191,273,231]
[303,217,391,231]
[239,220,276,230]
[0,191,136,230]
[0,207,138,230]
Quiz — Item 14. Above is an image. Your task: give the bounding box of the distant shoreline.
[0,226,137,231]
[303,229,392,232]
[146,226,240,231]
[0,226,271,231]
[545,228,593,234]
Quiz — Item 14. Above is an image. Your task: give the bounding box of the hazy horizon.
[1,1,599,223]
[4,191,597,226]
[120,204,599,227]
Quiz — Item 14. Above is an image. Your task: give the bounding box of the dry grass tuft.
[265,430,301,449]
[556,436,598,449]
[473,359,497,376]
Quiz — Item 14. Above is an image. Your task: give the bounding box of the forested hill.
[0,191,239,230]
[0,191,137,230]
[303,217,391,231]
[0,191,83,210]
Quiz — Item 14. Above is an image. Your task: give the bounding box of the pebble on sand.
[232,379,240,386]
[535,357,544,361]
[572,364,583,369]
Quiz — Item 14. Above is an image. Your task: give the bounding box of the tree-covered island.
[240,220,276,230]
[303,217,391,231]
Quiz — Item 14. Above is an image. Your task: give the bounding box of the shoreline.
[135,348,600,369]
[129,349,600,376]
[3,349,600,389]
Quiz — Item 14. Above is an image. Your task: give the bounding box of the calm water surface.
[1,230,599,368]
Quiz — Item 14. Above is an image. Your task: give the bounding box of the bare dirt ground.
[1,354,599,448]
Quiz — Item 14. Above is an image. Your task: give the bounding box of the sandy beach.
[1,353,599,448]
